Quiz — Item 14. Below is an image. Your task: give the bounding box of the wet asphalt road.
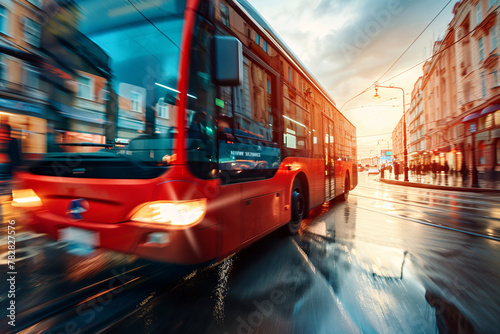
[1,173,500,333]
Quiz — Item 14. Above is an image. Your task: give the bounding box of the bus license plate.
[59,227,99,255]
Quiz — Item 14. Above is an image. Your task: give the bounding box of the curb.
[379,178,500,193]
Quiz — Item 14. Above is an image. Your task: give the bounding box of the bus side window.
[216,56,280,183]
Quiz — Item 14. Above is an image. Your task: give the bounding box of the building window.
[288,67,291,82]
[77,75,93,100]
[479,37,485,62]
[255,33,260,46]
[245,24,251,38]
[267,79,271,94]
[99,88,110,101]
[476,2,482,26]
[495,110,500,126]
[24,66,40,90]
[491,27,497,51]
[24,18,41,47]
[485,113,494,128]
[482,72,487,97]
[0,5,8,34]
[157,97,169,119]
[464,81,472,102]
[130,91,142,112]
[492,70,499,87]
[219,2,229,27]
[479,116,486,130]
[263,40,267,53]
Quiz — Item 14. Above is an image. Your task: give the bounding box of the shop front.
[0,98,48,159]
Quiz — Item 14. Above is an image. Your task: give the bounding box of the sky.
[248,0,456,159]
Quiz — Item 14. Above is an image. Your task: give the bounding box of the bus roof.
[234,0,338,109]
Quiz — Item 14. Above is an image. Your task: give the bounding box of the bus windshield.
[36,0,187,172]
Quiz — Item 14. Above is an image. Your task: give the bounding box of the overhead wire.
[378,2,500,86]
[357,132,393,138]
[126,0,180,51]
[374,0,454,85]
[340,0,457,110]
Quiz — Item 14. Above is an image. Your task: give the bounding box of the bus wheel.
[287,179,305,235]
[342,174,350,201]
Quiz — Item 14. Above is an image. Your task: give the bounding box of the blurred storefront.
[0,102,47,159]
[404,0,500,181]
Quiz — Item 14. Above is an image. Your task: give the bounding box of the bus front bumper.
[29,210,218,264]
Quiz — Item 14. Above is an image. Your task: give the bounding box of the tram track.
[348,193,500,242]
[355,184,500,207]
[351,192,500,222]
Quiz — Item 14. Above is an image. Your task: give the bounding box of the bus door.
[323,116,335,200]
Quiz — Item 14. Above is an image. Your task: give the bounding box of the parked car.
[367,168,379,175]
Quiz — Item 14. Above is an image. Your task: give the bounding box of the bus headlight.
[12,189,42,208]
[130,199,207,227]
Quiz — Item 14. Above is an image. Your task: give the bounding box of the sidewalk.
[378,171,500,193]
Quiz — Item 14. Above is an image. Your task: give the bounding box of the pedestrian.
[0,123,20,183]
[431,161,437,179]
[394,162,400,180]
[460,160,468,185]
[443,161,449,185]
[0,123,21,224]
[488,165,496,189]
[416,163,421,181]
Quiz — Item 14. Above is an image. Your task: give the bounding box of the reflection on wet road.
[1,176,500,333]
[354,179,500,241]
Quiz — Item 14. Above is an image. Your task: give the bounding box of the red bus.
[13,0,357,264]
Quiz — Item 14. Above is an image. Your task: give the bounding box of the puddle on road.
[299,221,477,334]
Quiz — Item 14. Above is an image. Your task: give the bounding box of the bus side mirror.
[212,36,243,86]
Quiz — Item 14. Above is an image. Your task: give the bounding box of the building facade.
[407,77,427,165]
[401,0,500,178]
[454,0,500,176]
[0,0,48,157]
[391,115,404,164]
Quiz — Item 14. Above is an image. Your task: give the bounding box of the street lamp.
[373,83,409,182]
[470,130,480,187]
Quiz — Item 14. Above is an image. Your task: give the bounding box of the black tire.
[342,174,350,201]
[287,178,305,235]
